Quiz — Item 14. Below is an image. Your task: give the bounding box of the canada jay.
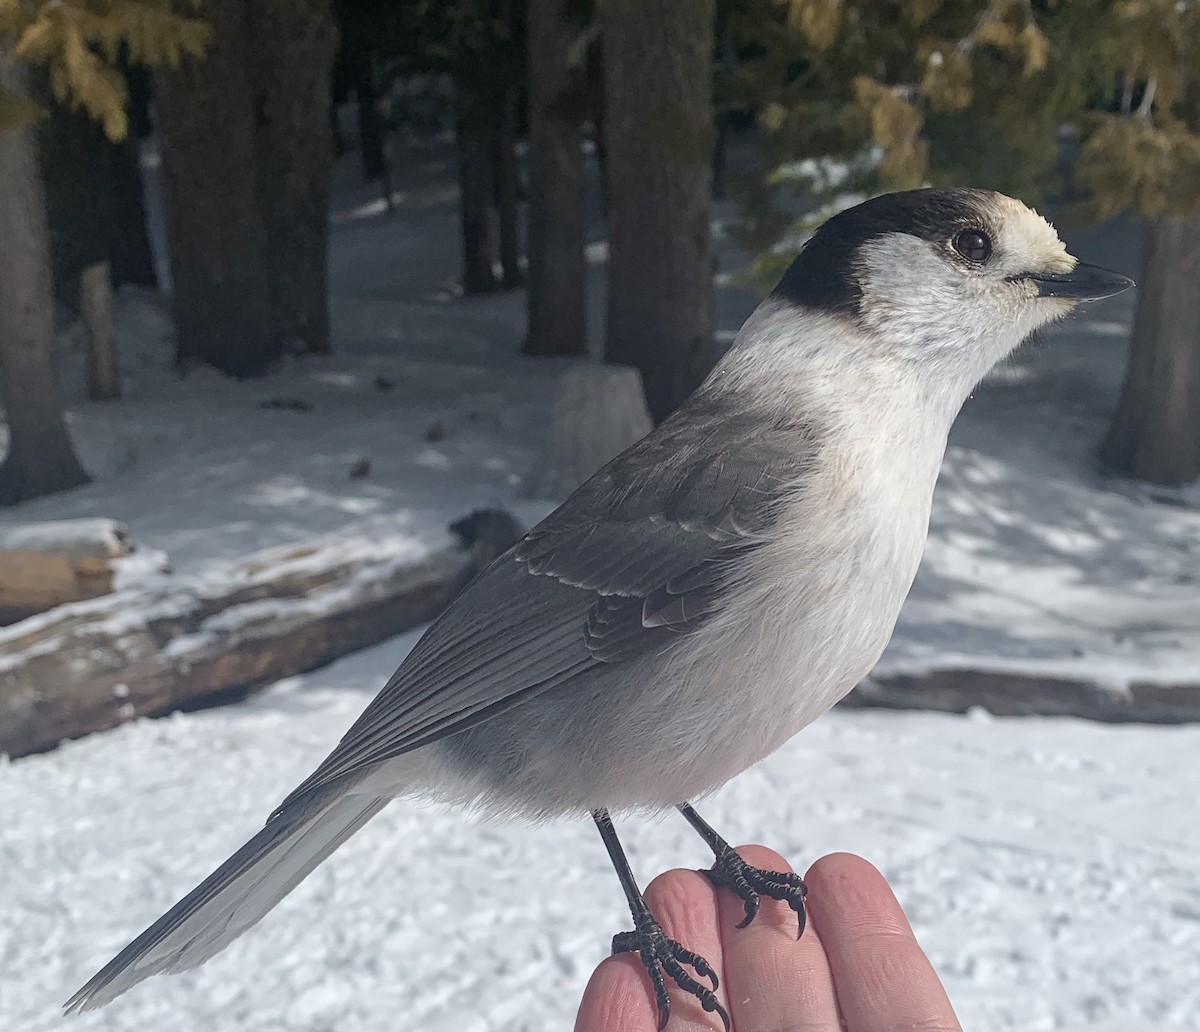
[66,189,1131,1028]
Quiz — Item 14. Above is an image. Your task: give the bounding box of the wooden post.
[80,261,121,401]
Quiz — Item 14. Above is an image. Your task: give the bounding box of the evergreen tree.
[732,0,1200,485]
[159,0,337,376]
[524,0,588,357]
[0,49,90,504]
[38,83,158,311]
[250,0,338,360]
[156,0,273,376]
[388,1,525,294]
[600,0,716,422]
[0,0,208,138]
[0,1,206,503]
[333,0,397,182]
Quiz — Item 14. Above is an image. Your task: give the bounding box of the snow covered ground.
[9,141,1196,699]
[1,139,1198,1030]
[4,636,1199,1032]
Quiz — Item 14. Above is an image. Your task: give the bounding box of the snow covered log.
[0,519,131,624]
[0,513,519,759]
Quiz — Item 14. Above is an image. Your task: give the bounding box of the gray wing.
[276,394,819,812]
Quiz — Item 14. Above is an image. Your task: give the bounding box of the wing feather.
[276,392,820,812]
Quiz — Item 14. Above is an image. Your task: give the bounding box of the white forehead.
[981,193,1073,275]
[851,193,1079,393]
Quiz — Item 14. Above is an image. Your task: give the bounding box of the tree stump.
[524,363,653,498]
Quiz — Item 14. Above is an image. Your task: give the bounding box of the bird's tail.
[64,780,389,1013]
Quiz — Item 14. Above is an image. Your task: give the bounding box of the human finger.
[575,866,727,1032]
[712,844,841,1032]
[805,852,962,1032]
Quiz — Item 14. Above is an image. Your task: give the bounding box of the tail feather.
[64,783,389,1013]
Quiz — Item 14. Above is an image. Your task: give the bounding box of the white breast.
[632,380,947,805]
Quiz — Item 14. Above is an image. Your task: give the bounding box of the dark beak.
[1028,263,1134,301]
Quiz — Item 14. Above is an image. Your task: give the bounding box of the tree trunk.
[110,60,157,287]
[1100,215,1200,486]
[0,53,91,505]
[586,35,608,217]
[108,132,157,288]
[249,0,337,357]
[599,0,716,422]
[353,55,387,181]
[156,0,275,376]
[524,0,587,357]
[39,91,157,305]
[156,0,335,375]
[495,93,523,289]
[38,103,110,312]
[456,86,498,294]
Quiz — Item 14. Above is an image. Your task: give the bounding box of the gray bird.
[65,189,1132,1028]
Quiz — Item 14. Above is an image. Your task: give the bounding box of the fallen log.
[845,667,1200,724]
[0,519,133,623]
[0,511,520,759]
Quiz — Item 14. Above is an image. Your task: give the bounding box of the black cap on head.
[771,188,992,315]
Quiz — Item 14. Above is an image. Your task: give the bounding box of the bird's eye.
[953,229,992,263]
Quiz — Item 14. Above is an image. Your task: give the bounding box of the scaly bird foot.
[702,846,808,937]
[611,907,729,1031]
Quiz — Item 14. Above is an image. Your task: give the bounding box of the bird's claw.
[612,910,729,1031]
[702,847,808,937]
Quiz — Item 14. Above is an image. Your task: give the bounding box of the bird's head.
[768,188,1132,403]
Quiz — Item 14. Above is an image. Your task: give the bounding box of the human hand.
[575,847,962,1032]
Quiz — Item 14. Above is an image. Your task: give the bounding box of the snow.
[0,518,126,554]
[3,639,1198,1032]
[0,140,1197,1030]
[17,142,565,592]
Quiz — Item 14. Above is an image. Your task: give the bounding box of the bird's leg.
[677,802,808,937]
[592,808,730,1032]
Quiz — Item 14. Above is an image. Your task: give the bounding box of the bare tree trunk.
[108,132,157,288]
[586,35,608,217]
[353,55,387,181]
[524,0,587,357]
[156,0,275,376]
[38,102,110,311]
[495,93,523,289]
[1101,215,1200,486]
[110,62,157,287]
[0,53,91,504]
[456,87,498,294]
[39,101,157,303]
[157,0,335,374]
[599,0,715,422]
[249,0,337,357]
